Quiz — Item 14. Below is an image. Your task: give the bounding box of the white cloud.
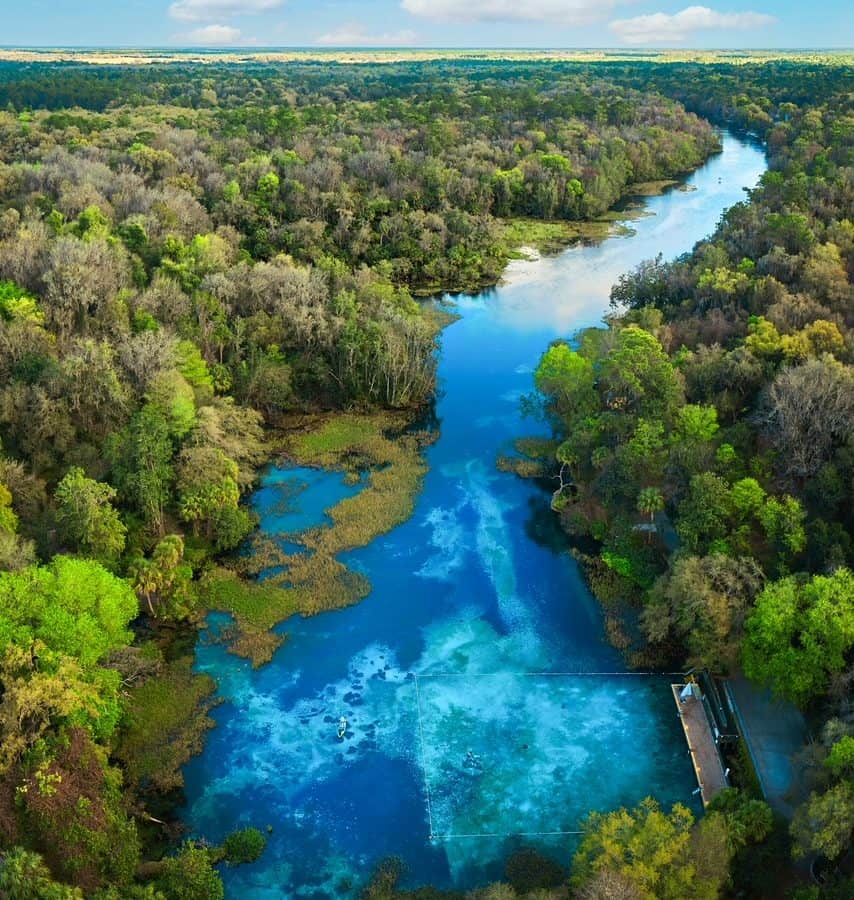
[169,0,283,23]
[401,0,627,26]
[316,24,418,46]
[185,23,244,44]
[610,5,776,44]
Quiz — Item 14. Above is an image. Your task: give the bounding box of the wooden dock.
[671,684,728,805]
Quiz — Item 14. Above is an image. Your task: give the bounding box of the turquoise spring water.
[181,132,767,898]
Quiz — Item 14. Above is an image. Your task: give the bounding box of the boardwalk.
[671,684,728,805]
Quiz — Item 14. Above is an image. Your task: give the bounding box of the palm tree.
[637,487,664,524]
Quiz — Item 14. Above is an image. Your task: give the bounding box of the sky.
[0,0,851,49]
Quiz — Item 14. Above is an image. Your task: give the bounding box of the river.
[181,131,767,898]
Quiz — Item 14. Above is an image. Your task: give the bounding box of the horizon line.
[1,45,853,52]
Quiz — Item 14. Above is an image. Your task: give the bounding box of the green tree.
[744,316,783,358]
[571,799,711,900]
[0,557,137,669]
[108,404,174,534]
[643,554,764,670]
[130,534,195,620]
[622,420,666,487]
[535,342,597,421]
[0,557,137,767]
[176,340,214,394]
[0,280,45,325]
[0,482,18,536]
[825,736,854,779]
[16,728,140,890]
[743,569,854,706]
[54,467,127,565]
[636,487,664,524]
[0,480,35,572]
[599,326,683,423]
[0,847,82,899]
[676,473,733,554]
[790,782,854,861]
[758,495,807,559]
[176,447,252,550]
[146,370,197,439]
[0,642,113,773]
[157,843,224,900]
[706,789,774,849]
[729,478,766,519]
[677,404,719,443]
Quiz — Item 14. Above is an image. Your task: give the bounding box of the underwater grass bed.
[413,672,698,840]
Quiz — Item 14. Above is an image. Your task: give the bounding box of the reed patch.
[205,412,433,666]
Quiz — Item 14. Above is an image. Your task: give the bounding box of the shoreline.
[200,138,728,665]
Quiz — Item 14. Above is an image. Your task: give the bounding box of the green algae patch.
[288,416,383,461]
[206,412,434,666]
[201,566,301,628]
[114,657,219,794]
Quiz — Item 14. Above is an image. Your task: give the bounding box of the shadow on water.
[522,490,571,554]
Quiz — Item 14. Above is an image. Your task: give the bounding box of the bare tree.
[761,356,854,478]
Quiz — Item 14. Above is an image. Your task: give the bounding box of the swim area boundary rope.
[411,670,688,841]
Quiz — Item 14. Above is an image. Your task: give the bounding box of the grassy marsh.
[114,657,219,794]
[204,412,434,666]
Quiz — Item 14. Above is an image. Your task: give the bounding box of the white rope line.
[412,674,436,841]
[415,671,686,678]
[412,670,691,841]
[431,829,584,839]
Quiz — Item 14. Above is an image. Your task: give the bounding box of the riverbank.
[201,413,436,666]
[178,130,768,897]
[194,138,730,667]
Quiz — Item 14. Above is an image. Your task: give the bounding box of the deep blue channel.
[182,132,767,898]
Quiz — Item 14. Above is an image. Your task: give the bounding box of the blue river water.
[182,132,767,898]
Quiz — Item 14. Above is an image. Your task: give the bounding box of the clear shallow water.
[182,133,767,898]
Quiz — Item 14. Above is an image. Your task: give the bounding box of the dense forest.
[518,60,854,900]
[0,57,850,898]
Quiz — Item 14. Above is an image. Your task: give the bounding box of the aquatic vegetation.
[502,218,619,257]
[201,566,303,629]
[515,438,559,460]
[625,179,682,196]
[287,415,398,463]
[220,827,267,866]
[496,437,557,478]
[114,657,219,793]
[227,628,286,668]
[496,455,548,478]
[203,414,434,664]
